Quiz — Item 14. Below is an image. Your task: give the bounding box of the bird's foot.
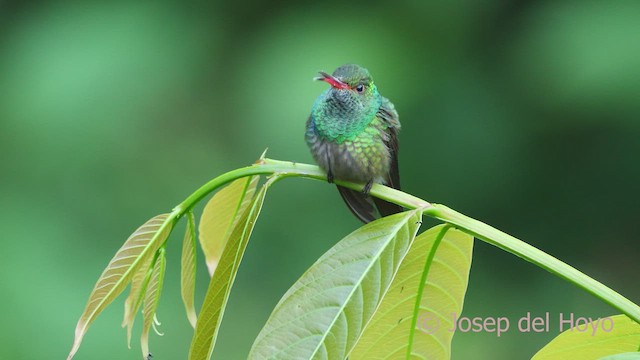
[362,180,373,195]
[327,171,334,184]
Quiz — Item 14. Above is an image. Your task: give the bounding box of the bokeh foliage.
[1,0,639,358]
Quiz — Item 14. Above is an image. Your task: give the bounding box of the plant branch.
[169,158,640,324]
[425,204,640,324]
[171,158,430,218]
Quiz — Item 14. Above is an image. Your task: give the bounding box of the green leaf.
[182,211,198,328]
[122,254,154,348]
[68,214,173,360]
[532,315,640,360]
[350,224,474,360]
[249,210,422,360]
[188,178,272,360]
[141,248,167,359]
[199,176,259,276]
[599,353,640,360]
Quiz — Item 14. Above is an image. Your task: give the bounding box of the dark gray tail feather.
[337,185,403,223]
[337,185,377,223]
[373,196,404,218]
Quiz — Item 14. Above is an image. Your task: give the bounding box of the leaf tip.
[256,148,268,164]
[187,311,197,329]
[206,258,219,277]
[67,342,79,360]
[260,148,268,159]
[67,319,86,360]
[127,324,134,349]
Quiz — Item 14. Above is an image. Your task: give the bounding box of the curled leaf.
[189,179,273,360]
[122,254,154,348]
[67,214,172,360]
[181,211,198,328]
[199,176,259,276]
[141,248,167,359]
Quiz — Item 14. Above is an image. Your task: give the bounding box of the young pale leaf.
[199,176,259,276]
[189,180,271,360]
[532,315,640,360]
[182,211,198,328]
[122,254,154,348]
[350,225,474,360]
[68,214,172,360]
[249,210,422,360]
[141,248,167,359]
[599,353,640,360]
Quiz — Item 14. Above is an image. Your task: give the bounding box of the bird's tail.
[337,185,403,224]
[373,196,403,218]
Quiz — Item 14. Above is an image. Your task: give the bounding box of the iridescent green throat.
[310,85,382,144]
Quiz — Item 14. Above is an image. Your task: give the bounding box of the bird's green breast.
[306,114,391,183]
[345,116,391,176]
[311,89,381,144]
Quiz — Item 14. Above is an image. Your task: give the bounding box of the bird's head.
[314,64,381,116]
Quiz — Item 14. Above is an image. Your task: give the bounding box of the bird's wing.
[378,96,401,190]
[373,97,403,217]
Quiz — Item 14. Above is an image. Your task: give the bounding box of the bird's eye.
[355,84,365,93]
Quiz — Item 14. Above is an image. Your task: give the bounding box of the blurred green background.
[1,0,639,359]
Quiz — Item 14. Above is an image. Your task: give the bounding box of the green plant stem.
[169,158,640,324]
[171,158,430,217]
[424,204,640,323]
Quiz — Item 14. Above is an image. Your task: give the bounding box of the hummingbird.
[305,64,402,223]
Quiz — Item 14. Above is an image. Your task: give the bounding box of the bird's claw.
[362,180,373,195]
